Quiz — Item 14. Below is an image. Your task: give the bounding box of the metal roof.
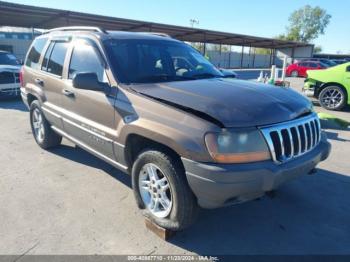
[0,1,312,49]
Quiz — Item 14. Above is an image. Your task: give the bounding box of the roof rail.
[137,32,171,38]
[44,26,107,34]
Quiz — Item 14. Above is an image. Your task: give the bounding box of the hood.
[130,78,312,128]
[307,62,350,83]
[0,65,21,73]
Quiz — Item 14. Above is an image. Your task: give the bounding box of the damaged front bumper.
[182,136,331,209]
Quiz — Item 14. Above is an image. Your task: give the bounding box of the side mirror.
[72,72,106,91]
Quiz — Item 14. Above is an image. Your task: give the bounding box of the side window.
[68,43,105,82]
[46,42,69,76]
[25,37,48,69]
[41,42,54,71]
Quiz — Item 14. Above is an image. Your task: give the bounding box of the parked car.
[286,61,328,78]
[0,51,21,98]
[303,62,350,111]
[21,27,331,231]
[331,59,348,65]
[301,58,337,67]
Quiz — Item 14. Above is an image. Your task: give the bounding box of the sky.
[6,0,350,54]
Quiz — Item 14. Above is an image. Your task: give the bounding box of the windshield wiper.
[190,73,223,79]
[135,74,195,83]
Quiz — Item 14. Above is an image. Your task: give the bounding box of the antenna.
[189,19,199,28]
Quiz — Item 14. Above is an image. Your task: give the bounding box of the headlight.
[205,129,271,164]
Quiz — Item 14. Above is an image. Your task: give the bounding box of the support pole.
[252,47,256,68]
[228,45,232,68]
[281,56,287,82]
[240,45,244,68]
[219,44,222,68]
[269,49,273,68]
[248,45,252,68]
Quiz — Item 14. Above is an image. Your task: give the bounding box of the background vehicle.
[301,58,337,67]
[21,27,331,231]
[0,51,21,98]
[286,61,328,77]
[304,62,350,111]
[331,59,348,65]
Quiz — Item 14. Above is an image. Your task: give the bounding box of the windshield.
[0,53,19,66]
[104,39,223,84]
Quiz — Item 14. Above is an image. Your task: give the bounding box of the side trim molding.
[51,125,128,171]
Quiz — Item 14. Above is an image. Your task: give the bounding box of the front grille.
[260,113,321,163]
[0,72,16,84]
[14,73,19,83]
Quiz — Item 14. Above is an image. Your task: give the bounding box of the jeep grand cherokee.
[21,27,331,231]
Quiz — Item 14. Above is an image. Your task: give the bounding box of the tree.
[314,45,323,53]
[278,5,331,43]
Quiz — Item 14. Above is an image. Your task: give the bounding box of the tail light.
[19,66,24,87]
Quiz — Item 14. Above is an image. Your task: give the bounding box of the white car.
[0,51,21,98]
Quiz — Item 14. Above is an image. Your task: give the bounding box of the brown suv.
[21,27,331,231]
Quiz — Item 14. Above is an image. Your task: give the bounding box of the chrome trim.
[295,126,301,155]
[287,128,294,157]
[260,113,321,164]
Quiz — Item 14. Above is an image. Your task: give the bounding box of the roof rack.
[44,26,107,34]
[136,32,171,38]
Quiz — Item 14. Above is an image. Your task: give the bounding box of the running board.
[51,126,128,171]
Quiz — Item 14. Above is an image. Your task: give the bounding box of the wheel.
[318,85,347,111]
[291,70,299,77]
[131,148,198,231]
[30,100,62,149]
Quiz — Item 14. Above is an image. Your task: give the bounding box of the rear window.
[45,42,69,76]
[25,38,48,69]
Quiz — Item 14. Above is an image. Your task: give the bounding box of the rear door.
[299,62,309,77]
[60,38,117,160]
[39,38,71,129]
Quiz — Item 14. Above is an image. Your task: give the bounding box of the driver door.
[61,39,117,160]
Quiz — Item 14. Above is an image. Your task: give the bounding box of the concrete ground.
[0,79,349,256]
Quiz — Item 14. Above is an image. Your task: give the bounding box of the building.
[0,26,41,60]
[0,1,314,68]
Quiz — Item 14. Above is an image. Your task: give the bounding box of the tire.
[30,100,62,149]
[291,70,299,77]
[318,85,347,111]
[131,148,198,231]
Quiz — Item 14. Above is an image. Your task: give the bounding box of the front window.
[104,39,223,84]
[0,52,19,66]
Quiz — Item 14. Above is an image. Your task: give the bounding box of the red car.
[286,61,328,78]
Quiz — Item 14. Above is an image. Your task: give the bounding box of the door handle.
[34,78,44,86]
[62,89,75,97]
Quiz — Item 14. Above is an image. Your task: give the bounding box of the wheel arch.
[26,93,38,106]
[124,133,185,173]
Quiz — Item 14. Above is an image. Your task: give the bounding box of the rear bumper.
[20,87,30,109]
[182,137,331,209]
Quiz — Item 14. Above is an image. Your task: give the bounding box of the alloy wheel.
[320,88,344,109]
[32,108,45,143]
[138,163,172,218]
